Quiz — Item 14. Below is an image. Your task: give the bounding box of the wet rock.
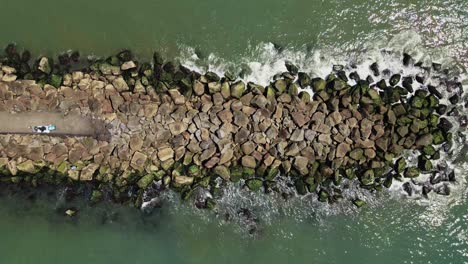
[297,72,310,87]
[402,53,414,66]
[404,167,419,178]
[402,182,413,196]
[231,81,245,99]
[389,74,401,86]
[370,62,379,76]
[437,117,453,133]
[311,78,326,93]
[245,179,262,191]
[434,184,450,196]
[353,199,366,208]
[449,94,459,104]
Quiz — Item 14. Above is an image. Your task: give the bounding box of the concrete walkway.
[0,112,109,140]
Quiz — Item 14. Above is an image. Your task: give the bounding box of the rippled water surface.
[0,0,466,263]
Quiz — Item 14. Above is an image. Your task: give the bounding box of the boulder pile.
[0,44,465,208]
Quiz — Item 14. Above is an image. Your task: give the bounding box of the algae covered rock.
[16,160,37,174]
[90,190,103,204]
[246,178,263,191]
[137,174,155,189]
[231,81,245,99]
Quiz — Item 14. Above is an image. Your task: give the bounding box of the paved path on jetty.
[0,112,107,139]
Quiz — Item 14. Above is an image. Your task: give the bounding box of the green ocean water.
[0,0,467,263]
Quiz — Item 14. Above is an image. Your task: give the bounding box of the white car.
[32,124,57,133]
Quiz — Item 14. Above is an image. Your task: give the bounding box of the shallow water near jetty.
[0,183,466,264]
[0,0,467,263]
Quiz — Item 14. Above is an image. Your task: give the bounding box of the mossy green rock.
[318,190,329,202]
[298,91,311,103]
[389,74,401,86]
[137,174,155,189]
[274,79,288,93]
[17,160,37,174]
[361,169,375,185]
[49,74,62,88]
[295,180,308,195]
[246,178,263,191]
[353,199,367,208]
[410,96,424,109]
[99,63,113,75]
[311,78,326,93]
[297,72,311,87]
[349,148,364,160]
[214,165,230,180]
[206,198,216,210]
[188,165,201,178]
[230,166,243,182]
[432,129,445,145]
[418,156,433,172]
[404,167,420,178]
[243,167,255,179]
[395,158,406,173]
[231,81,246,99]
[90,190,103,204]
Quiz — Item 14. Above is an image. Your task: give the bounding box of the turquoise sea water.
[0,0,466,263]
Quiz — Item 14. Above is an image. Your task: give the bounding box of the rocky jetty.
[0,44,465,208]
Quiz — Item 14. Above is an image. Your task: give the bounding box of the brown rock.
[328,111,342,126]
[217,109,233,123]
[360,118,373,139]
[318,134,332,145]
[169,121,188,135]
[233,110,249,127]
[130,136,144,151]
[193,80,205,96]
[242,155,257,168]
[290,129,304,142]
[415,134,433,147]
[168,89,185,105]
[80,163,99,181]
[364,148,376,159]
[293,156,309,175]
[219,146,234,165]
[234,127,250,144]
[144,103,159,118]
[200,147,216,162]
[336,142,351,158]
[291,112,308,127]
[204,157,220,168]
[242,141,256,155]
[158,147,174,161]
